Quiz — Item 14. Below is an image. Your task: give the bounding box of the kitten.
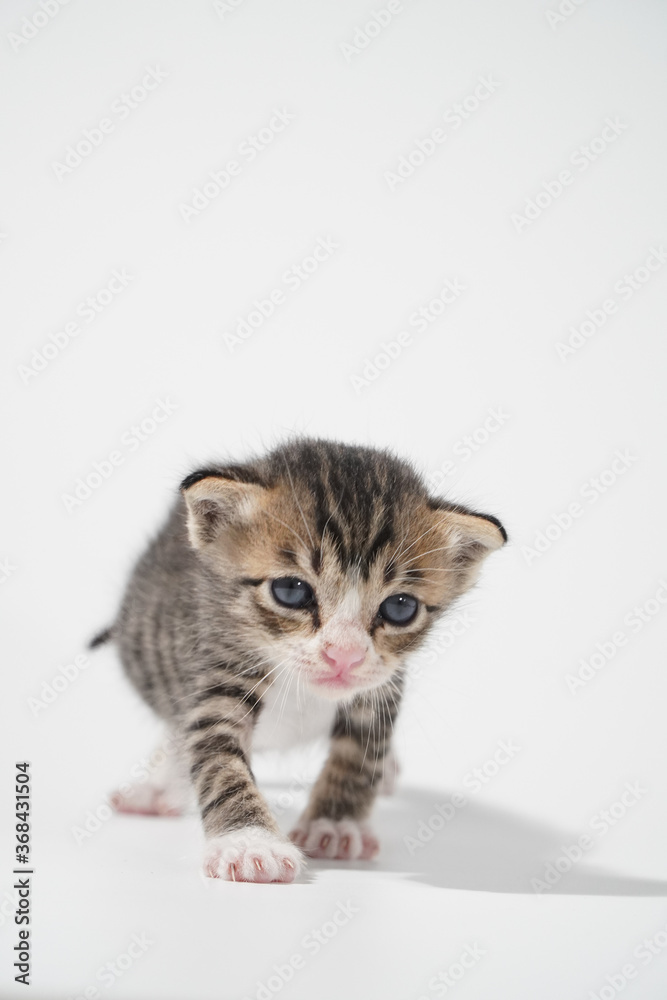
[92,438,506,883]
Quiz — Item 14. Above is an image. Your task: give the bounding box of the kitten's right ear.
[180,470,265,550]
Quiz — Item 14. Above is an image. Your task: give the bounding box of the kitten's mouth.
[307,671,382,698]
[311,674,354,691]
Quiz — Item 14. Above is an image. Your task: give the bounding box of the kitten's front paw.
[289,818,380,860]
[204,826,303,883]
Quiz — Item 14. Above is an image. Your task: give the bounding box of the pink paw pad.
[204,827,303,883]
[289,818,379,860]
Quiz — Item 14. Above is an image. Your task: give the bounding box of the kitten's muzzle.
[309,644,368,691]
[320,645,366,678]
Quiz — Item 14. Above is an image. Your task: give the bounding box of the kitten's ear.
[180,469,265,550]
[431,502,507,573]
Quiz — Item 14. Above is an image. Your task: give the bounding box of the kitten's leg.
[290,684,400,861]
[183,685,303,883]
[378,748,400,796]
[111,731,193,817]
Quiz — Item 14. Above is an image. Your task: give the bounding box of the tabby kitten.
[93,438,506,883]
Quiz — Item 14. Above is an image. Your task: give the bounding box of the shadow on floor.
[263,782,667,896]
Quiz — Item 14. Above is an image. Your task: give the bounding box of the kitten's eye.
[270,577,314,609]
[378,593,419,625]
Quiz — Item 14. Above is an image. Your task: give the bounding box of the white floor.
[9,771,667,1000]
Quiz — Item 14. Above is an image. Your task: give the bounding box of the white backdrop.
[3,0,667,997]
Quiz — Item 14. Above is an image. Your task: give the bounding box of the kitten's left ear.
[180,468,266,550]
[430,501,507,570]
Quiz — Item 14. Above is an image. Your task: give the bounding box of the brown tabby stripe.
[191,751,277,836]
[303,685,402,822]
[156,602,183,703]
[180,675,281,836]
[194,682,262,714]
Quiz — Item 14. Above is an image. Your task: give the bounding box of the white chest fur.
[252,678,337,753]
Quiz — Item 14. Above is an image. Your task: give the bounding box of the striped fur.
[106,438,505,876]
[301,679,403,824]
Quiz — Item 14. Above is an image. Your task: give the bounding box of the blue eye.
[379,593,418,625]
[271,577,314,609]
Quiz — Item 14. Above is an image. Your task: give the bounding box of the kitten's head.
[181,439,506,701]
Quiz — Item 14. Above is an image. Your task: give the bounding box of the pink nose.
[320,645,366,675]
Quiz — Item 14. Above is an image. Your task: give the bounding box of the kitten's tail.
[89,626,114,649]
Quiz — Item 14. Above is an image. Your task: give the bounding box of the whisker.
[238,661,292,728]
[261,508,310,555]
[390,519,440,564]
[386,510,413,566]
[399,542,461,568]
